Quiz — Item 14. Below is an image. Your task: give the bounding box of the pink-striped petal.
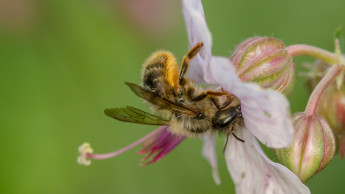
[138,126,186,165]
[225,127,310,194]
[209,56,294,148]
[202,131,221,185]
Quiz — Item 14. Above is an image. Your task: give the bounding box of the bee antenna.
[223,130,245,153]
[232,131,245,143]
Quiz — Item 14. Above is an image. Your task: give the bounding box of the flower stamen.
[77,127,165,165]
[77,143,93,166]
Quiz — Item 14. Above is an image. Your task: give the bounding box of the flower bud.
[275,112,336,182]
[304,59,345,158]
[230,37,295,95]
[318,85,345,158]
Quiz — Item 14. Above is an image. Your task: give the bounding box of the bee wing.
[125,82,198,116]
[104,106,169,125]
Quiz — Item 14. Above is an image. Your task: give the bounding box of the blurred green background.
[1,0,345,193]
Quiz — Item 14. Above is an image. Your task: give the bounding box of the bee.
[105,42,244,141]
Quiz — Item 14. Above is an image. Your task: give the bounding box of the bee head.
[212,106,241,130]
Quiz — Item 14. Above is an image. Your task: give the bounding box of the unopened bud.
[275,112,336,182]
[230,37,295,94]
[304,59,345,158]
[318,85,345,158]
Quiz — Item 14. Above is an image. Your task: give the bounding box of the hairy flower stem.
[287,44,344,65]
[86,127,164,160]
[305,65,343,115]
[287,44,345,115]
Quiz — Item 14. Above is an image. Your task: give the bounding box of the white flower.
[182,0,310,193]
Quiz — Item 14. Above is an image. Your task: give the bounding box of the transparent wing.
[125,82,198,116]
[104,106,169,125]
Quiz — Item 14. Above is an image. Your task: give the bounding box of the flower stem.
[305,65,343,115]
[86,127,165,160]
[287,44,342,65]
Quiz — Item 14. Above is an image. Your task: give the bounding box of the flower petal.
[182,0,213,83]
[210,56,294,148]
[202,131,221,185]
[224,128,310,194]
[138,126,186,166]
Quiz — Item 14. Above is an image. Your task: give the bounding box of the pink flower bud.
[275,112,336,182]
[230,37,295,94]
[318,86,345,158]
[304,59,345,158]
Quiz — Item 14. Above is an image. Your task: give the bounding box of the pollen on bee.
[163,53,179,89]
[142,51,179,90]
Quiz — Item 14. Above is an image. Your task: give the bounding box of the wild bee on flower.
[105,42,244,141]
[77,0,321,193]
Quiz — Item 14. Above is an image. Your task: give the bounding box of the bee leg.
[186,87,206,101]
[188,91,226,102]
[223,129,231,153]
[220,96,235,109]
[187,42,204,59]
[179,42,204,84]
[205,91,228,96]
[170,86,177,97]
[210,94,234,110]
[210,97,221,109]
[188,87,228,100]
[191,93,208,101]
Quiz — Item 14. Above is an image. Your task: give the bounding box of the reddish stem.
[305,65,343,115]
[287,44,340,65]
